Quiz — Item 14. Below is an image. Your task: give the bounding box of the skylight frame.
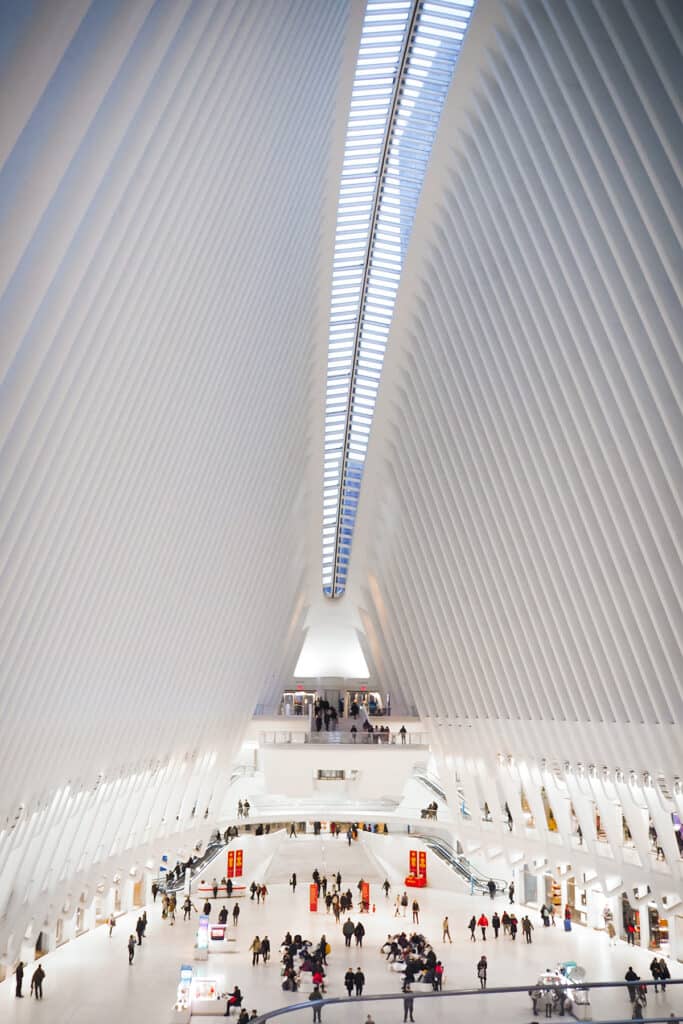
[323,0,475,597]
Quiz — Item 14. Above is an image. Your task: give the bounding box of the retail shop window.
[541,787,558,832]
[317,770,345,781]
[520,788,536,829]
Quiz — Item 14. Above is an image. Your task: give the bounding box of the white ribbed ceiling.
[0,0,359,950]
[354,0,682,769]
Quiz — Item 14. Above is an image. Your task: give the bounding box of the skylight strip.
[323,0,475,597]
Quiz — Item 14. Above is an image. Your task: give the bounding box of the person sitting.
[224,986,243,1016]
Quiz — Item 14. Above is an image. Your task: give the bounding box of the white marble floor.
[1,836,681,1023]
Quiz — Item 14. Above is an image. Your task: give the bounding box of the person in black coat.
[15,961,24,997]
[30,964,45,999]
[344,968,354,996]
[354,968,365,996]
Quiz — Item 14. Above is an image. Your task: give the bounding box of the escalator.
[412,765,471,819]
[156,835,229,894]
[413,831,507,895]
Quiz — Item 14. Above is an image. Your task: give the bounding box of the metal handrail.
[249,979,682,1023]
[411,830,507,893]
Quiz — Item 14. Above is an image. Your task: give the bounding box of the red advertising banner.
[418,850,427,879]
[227,850,235,878]
[235,849,243,878]
[409,849,418,874]
[361,880,370,908]
[309,883,318,912]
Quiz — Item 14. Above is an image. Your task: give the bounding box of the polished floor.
[1,836,681,1023]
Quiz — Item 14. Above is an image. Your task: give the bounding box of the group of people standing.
[13,961,46,999]
[468,909,526,941]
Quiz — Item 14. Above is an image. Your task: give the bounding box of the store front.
[621,893,641,945]
[280,689,316,716]
[648,904,670,951]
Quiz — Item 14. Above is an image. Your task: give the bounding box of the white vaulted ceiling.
[0,0,361,949]
[354,0,683,773]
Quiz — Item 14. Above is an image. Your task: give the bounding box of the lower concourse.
[1,832,681,1023]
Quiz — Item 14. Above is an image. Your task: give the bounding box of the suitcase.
[564,919,572,932]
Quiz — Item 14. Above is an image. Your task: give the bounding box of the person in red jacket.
[478,913,489,940]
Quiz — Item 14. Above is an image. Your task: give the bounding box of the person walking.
[492,911,500,938]
[290,823,297,838]
[309,985,323,1022]
[383,879,391,898]
[233,902,241,926]
[136,915,145,945]
[478,913,489,940]
[261,935,271,963]
[354,920,365,947]
[650,957,662,993]
[402,983,415,1022]
[30,964,45,999]
[290,873,297,893]
[343,918,355,947]
[108,914,116,937]
[442,915,452,943]
[152,881,159,902]
[487,878,496,900]
[508,881,515,904]
[128,934,136,964]
[625,967,640,1003]
[522,916,534,943]
[632,990,646,1020]
[477,955,487,990]
[468,915,477,941]
[510,914,518,941]
[354,967,365,996]
[412,899,420,924]
[501,910,510,936]
[250,935,262,965]
[658,957,670,991]
[344,968,355,997]
[14,960,24,998]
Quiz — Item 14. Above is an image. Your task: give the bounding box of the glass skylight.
[323,0,476,597]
